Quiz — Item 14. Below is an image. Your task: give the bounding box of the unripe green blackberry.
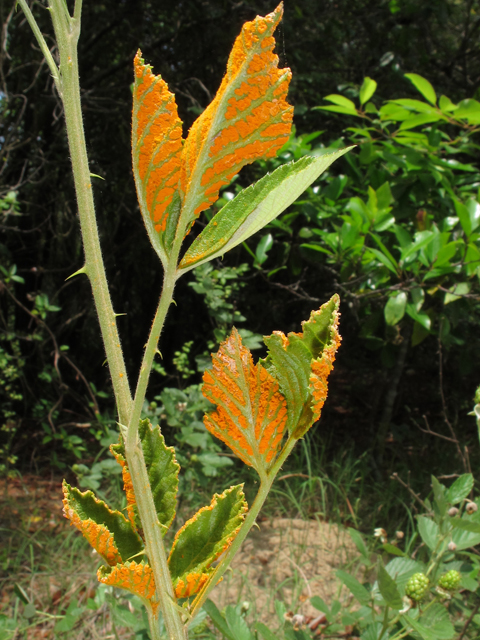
[405,573,429,601]
[438,570,461,591]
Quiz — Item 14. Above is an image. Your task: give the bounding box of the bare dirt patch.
[211,516,357,624]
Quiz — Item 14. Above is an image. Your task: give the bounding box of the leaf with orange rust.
[202,328,288,474]
[111,419,179,535]
[62,481,143,565]
[262,294,341,439]
[132,50,184,262]
[168,485,247,595]
[98,561,159,613]
[178,3,293,231]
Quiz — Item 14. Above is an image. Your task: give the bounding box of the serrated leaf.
[179,4,293,228]
[202,329,288,473]
[384,557,425,595]
[377,561,402,609]
[132,51,184,260]
[447,474,473,505]
[98,561,158,613]
[168,485,247,594]
[419,603,455,639]
[336,569,370,605]
[417,516,439,551]
[62,482,143,565]
[111,420,180,535]
[178,149,352,271]
[405,73,436,105]
[262,295,341,438]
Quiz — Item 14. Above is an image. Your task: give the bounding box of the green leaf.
[178,149,353,271]
[384,292,407,326]
[319,94,358,114]
[399,113,441,130]
[377,561,402,609]
[382,543,406,557]
[450,518,480,534]
[405,73,436,105]
[367,247,398,274]
[203,600,236,640]
[226,605,254,640]
[444,282,470,305]
[348,528,369,559]
[255,233,273,265]
[385,557,425,595]
[402,615,437,640]
[168,485,247,586]
[450,521,480,550]
[454,99,480,124]
[310,595,331,619]
[447,474,474,504]
[256,622,278,640]
[359,77,377,106]
[262,295,341,437]
[360,623,383,640]
[419,603,455,639]
[431,476,448,517]
[336,569,371,605]
[111,419,180,533]
[454,199,473,236]
[62,482,143,565]
[417,516,439,551]
[405,305,431,331]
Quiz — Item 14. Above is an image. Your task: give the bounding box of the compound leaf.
[202,328,288,473]
[132,51,184,260]
[168,485,247,594]
[111,420,180,535]
[262,295,341,438]
[178,149,352,272]
[62,482,143,565]
[98,561,158,613]
[179,3,293,228]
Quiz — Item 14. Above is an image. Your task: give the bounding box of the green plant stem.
[124,430,186,640]
[126,264,177,451]
[39,0,133,426]
[17,0,61,92]
[190,436,297,619]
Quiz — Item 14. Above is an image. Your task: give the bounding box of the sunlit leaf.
[111,420,180,535]
[98,561,158,613]
[405,73,436,105]
[202,328,288,472]
[168,485,247,595]
[178,149,352,271]
[62,482,143,565]
[132,51,184,259]
[359,77,377,106]
[262,295,341,438]
[179,3,293,227]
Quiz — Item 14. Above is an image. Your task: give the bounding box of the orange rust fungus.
[179,3,292,220]
[202,328,287,469]
[133,50,183,233]
[174,572,210,598]
[310,314,341,421]
[98,562,159,614]
[62,501,123,566]
[111,452,137,529]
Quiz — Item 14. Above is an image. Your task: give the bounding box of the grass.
[0,420,464,639]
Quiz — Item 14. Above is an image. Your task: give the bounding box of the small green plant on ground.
[16,2,350,639]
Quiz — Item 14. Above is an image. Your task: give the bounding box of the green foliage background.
[1,0,480,484]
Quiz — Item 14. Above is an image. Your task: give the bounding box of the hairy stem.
[45,0,133,425]
[124,427,187,640]
[190,436,297,618]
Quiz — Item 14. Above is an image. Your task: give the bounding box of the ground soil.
[1,475,356,636]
